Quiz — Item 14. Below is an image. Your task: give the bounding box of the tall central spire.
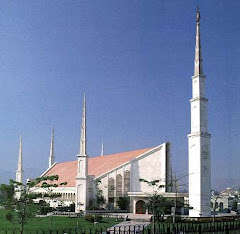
[79,93,87,155]
[188,8,211,217]
[16,136,23,183]
[194,8,203,76]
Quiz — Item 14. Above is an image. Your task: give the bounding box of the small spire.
[49,124,55,168]
[101,141,104,156]
[79,93,87,155]
[194,7,204,76]
[16,136,23,183]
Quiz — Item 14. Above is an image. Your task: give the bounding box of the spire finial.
[16,136,23,183]
[194,7,203,76]
[79,93,87,155]
[197,6,200,23]
[101,141,104,156]
[49,124,55,168]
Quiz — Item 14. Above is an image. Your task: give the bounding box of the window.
[108,178,115,198]
[124,171,130,195]
[116,174,122,197]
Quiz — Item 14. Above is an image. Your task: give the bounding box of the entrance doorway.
[135,200,146,214]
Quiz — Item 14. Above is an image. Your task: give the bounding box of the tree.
[211,190,220,224]
[140,173,188,225]
[146,192,173,220]
[117,196,130,211]
[231,200,238,212]
[139,178,172,228]
[95,179,105,208]
[171,172,189,224]
[0,175,67,234]
[0,183,15,205]
[211,190,230,226]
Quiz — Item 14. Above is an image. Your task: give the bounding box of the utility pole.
[173,172,177,224]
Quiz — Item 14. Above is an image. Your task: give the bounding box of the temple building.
[38,94,173,213]
[15,9,211,216]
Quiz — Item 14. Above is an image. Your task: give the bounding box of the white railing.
[86,210,127,214]
[47,210,126,219]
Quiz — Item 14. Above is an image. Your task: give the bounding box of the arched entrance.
[135,200,146,214]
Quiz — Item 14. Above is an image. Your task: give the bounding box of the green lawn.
[0,209,120,232]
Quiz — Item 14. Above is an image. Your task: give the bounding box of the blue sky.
[0,1,239,189]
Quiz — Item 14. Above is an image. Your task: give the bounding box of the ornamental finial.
[197,6,200,23]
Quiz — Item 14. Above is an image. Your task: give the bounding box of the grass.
[0,209,120,231]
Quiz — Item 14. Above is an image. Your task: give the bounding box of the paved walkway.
[107,213,151,233]
[113,220,150,226]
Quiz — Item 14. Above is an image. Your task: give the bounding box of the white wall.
[96,143,170,209]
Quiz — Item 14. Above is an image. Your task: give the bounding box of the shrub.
[117,197,130,211]
[40,206,55,215]
[56,205,74,212]
[95,215,103,222]
[165,215,182,223]
[69,203,75,212]
[85,215,94,223]
[84,215,103,223]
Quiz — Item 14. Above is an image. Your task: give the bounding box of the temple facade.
[38,94,172,213]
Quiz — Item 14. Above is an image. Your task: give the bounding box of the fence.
[1,221,240,234]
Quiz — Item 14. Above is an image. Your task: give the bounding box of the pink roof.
[43,147,153,187]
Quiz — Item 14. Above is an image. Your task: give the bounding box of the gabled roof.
[42,147,153,187]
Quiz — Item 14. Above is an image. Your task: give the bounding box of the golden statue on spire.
[197,6,200,23]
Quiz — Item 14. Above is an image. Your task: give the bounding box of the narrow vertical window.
[108,178,115,198]
[116,174,122,197]
[124,171,130,195]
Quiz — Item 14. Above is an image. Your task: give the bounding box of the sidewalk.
[113,220,150,227]
[124,213,151,221]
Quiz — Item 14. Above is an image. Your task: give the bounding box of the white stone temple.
[15,9,212,216]
[38,93,173,213]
